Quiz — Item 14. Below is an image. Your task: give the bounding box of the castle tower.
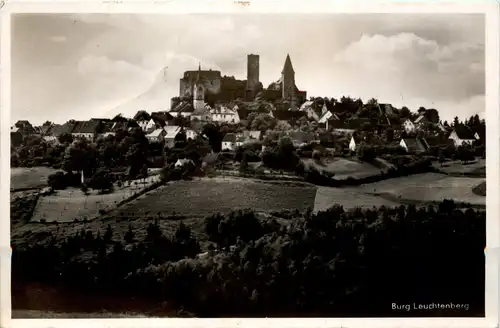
[193,63,205,111]
[246,54,260,100]
[281,54,297,110]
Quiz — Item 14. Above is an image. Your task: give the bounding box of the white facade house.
[146,129,166,143]
[72,132,94,140]
[184,128,197,140]
[221,133,237,151]
[211,106,240,124]
[164,125,182,148]
[403,119,416,133]
[448,129,476,147]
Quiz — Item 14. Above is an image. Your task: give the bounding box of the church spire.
[282,53,294,74]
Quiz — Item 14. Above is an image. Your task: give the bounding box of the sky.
[11,13,485,125]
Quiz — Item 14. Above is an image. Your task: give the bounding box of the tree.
[89,168,113,193]
[139,164,149,184]
[250,114,277,132]
[58,133,73,144]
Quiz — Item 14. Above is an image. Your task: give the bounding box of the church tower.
[193,63,205,111]
[281,54,297,110]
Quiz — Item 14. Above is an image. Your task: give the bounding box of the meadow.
[111,177,318,219]
[302,157,383,179]
[31,175,161,223]
[357,173,485,206]
[11,167,59,190]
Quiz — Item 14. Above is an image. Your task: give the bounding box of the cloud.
[332,32,484,120]
[12,14,485,124]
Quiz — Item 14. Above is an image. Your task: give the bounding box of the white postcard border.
[0,1,498,328]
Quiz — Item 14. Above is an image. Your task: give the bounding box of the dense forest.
[11,200,485,317]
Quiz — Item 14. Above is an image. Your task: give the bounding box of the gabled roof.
[272,110,306,121]
[328,118,369,130]
[170,101,195,113]
[147,129,165,137]
[133,110,151,121]
[164,125,182,139]
[299,101,314,111]
[151,111,174,122]
[222,133,237,142]
[55,121,77,136]
[452,125,475,140]
[72,120,102,134]
[318,110,339,123]
[401,138,427,152]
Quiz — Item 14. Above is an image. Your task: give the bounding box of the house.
[222,133,237,151]
[170,101,195,118]
[448,126,476,147]
[210,105,240,123]
[349,135,364,152]
[14,120,36,135]
[147,129,167,143]
[151,111,174,124]
[71,120,104,141]
[403,119,416,133]
[318,110,339,124]
[164,125,182,148]
[399,137,428,153]
[191,105,212,122]
[184,128,197,140]
[288,131,316,147]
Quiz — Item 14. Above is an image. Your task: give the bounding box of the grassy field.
[11,167,59,190]
[31,175,161,223]
[434,159,486,175]
[314,187,400,213]
[303,158,383,179]
[111,177,317,219]
[357,173,485,206]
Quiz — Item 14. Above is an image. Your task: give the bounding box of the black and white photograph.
[4,3,497,324]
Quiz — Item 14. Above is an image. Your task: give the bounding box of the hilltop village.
[10,53,486,318]
[12,53,485,159]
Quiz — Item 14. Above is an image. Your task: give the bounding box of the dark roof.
[222,133,237,142]
[151,111,174,121]
[272,110,306,121]
[170,101,194,113]
[401,138,427,152]
[50,121,76,137]
[237,108,251,120]
[72,120,102,134]
[453,125,475,140]
[15,120,32,127]
[134,111,151,121]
